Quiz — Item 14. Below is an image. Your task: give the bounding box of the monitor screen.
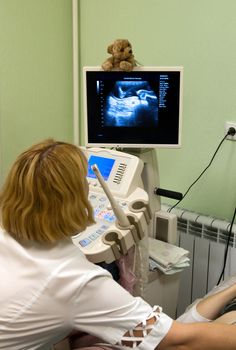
[83,66,183,148]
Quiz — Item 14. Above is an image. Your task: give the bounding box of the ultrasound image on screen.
[104,81,158,127]
[85,69,182,147]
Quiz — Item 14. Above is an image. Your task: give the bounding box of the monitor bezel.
[83,66,183,149]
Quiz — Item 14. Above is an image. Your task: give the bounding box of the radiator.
[162,205,236,317]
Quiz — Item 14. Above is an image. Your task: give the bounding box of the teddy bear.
[102,39,137,72]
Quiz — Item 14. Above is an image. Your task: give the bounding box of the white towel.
[148,237,190,274]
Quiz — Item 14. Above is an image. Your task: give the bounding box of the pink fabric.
[69,332,116,350]
[73,347,115,350]
[117,246,136,294]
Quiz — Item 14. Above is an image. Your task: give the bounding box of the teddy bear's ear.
[107,44,114,54]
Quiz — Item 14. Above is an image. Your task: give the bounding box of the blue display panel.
[87,155,115,181]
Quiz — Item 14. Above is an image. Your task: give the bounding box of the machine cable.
[167,130,233,213]
[217,206,236,285]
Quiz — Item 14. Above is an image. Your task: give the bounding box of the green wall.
[0,0,73,180]
[0,0,235,222]
[79,0,236,221]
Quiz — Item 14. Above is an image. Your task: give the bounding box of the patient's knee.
[214,311,236,325]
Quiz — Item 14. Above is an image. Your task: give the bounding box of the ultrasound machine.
[72,66,184,318]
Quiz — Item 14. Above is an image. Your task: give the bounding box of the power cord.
[167,127,236,213]
[217,206,236,285]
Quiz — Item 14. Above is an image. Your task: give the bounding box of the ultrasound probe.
[91,164,130,228]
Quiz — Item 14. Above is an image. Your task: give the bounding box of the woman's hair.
[0,139,95,243]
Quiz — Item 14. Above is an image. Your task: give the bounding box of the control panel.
[72,148,151,263]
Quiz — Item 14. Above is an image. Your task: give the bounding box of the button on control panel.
[75,192,128,248]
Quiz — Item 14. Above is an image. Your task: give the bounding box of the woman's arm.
[157,320,236,350]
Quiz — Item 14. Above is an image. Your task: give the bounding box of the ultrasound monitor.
[83,66,183,148]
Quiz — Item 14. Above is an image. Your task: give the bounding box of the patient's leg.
[214,311,236,325]
[178,275,236,323]
[196,283,236,320]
